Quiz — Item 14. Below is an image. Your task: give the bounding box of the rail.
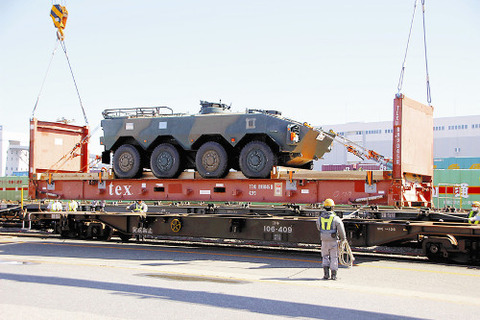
[102,106,178,119]
[435,183,466,210]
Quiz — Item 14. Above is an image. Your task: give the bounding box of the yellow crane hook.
[50,4,68,40]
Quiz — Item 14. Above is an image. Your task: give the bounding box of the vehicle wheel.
[195,141,229,178]
[300,161,314,170]
[150,143,182,178]
[239,141,276,178]
[113,144,142,178]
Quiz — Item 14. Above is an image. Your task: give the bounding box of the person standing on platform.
[468,201,480,224]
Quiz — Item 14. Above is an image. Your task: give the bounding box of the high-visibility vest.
[320,213,336,232]
[320,215,334,230]
[52,202,62,211]
[468,210,479,224]
[68,201,78,211]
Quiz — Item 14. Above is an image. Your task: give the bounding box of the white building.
[314,115,480,170]
[5,140,29,176]
[0,126,29,176]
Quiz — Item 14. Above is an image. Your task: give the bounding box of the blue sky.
[1,1,479,153]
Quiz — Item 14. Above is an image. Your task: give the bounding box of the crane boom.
[323,129,393,170]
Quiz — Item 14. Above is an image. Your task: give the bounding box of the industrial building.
[314,115,480,170]
[0,126,29,176]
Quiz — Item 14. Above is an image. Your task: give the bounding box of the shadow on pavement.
[0,272,425,320]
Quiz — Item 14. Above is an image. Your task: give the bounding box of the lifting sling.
[397,0,432,105]
[32,4,89,125]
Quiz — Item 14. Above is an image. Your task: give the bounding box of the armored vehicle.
[100,101,333,179]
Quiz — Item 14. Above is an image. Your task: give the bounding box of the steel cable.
[397,0,418,95]
[421,0,432,105]
[60,40,89,125]
[31,39,60,118]
[397,0,432,105]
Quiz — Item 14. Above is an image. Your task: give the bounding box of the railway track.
[0,227,429,263]
[1,202,479,265]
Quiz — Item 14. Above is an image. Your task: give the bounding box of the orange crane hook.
[50,4,68,40]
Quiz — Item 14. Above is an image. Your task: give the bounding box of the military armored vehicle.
[100,101,333,179]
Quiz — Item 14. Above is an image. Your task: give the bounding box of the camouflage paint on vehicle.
[101,101,333,179]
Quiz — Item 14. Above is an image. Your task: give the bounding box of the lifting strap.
[397,0,432,106]
[32,4,89,125]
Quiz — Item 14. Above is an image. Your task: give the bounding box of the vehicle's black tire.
[299,161,314,170]
[239,141,276,178]
[150,143,182,178]
[195,141,229,178]
[113,144,142,178]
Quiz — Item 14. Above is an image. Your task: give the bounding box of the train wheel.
[119,232,131,242]
[239,141,276,178]
[195,142,229,178]
[98,226,113,241]
[425,242,446,262]
[170,218,182,232]
[113,144,142,178]
[150,143,182,178]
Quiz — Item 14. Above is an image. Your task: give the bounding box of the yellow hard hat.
[472,201,480,207]
[324,198,335,207]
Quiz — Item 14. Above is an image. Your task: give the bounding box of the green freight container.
[434,157,480,169]
[433,169,480,209]
[0,176,29,202]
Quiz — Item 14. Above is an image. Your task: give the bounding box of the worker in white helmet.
[316,198,346,280]
[127,200,148,214]
[48,200,63,212]
[67,200,79,212]
[468,201,480,224]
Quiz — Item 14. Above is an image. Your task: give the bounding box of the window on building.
[454,147,461,153]
[448,125,467,130]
